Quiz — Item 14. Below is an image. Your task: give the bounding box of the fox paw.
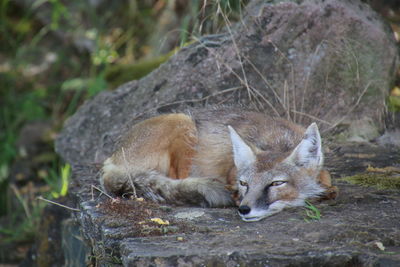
[321,185,339,200]
[181,178,234,207]
[196,179,234,207]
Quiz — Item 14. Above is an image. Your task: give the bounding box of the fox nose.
[238,205,251,215]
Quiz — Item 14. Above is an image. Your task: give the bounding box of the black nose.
[238,205,251,215]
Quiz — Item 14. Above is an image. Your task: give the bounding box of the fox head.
[228,123,325,222]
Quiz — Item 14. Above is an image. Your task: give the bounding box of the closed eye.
[239,180,248,187]
[270,181,286,187]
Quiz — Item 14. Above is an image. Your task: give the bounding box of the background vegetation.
[0,0,398,264]
[0,0,248,263]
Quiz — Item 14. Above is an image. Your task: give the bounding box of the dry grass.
[148,2,380,134]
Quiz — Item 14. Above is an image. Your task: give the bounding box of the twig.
[158,86,243,107]
[267,41,297,122]
[37,196,80,212]
[290,110,333,125]
[91,185,113,200]
[283,80,291,121]
[243,55,286,113]
[192,35,281,114]
[300,40,326,124]
[122,147,137,199]
[249,85,280,116]
[10,184,31,219]
[130,86,244,122]
[219,5,252,101]
[322,80,378,133]
[192,35,255,98]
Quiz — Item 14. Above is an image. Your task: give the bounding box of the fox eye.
[271,181,286,187]
[239,180,248,187]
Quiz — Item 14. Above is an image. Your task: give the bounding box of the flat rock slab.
[54,0,400,265]
[72,143,400,266]
[120,193,400,266]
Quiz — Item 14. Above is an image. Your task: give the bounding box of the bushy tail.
[101,167,234,207]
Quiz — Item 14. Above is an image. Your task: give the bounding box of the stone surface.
[71,142,400,266]
[54,0,400,266]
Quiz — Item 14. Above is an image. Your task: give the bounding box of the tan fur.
[100,108,337,219]
[317,169,339,200]
[102,114,197,192]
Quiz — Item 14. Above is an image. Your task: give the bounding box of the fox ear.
[285,123,323,169]
[228,126,256,170]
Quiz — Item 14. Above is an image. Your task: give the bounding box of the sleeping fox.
[101,108,337,222]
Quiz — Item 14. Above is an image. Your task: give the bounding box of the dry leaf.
[375,241,385,251]
[367,165,400,173]
[391,86,400,97]
[150,218,170,225]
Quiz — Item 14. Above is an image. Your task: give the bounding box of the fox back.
[101,108,334,221]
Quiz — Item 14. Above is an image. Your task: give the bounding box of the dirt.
[96,198,199,238]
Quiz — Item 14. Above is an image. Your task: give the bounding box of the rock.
[55,0,400,265]
[70,143,400,266]
[174,211,205,220]
[56,0,398,166]
[377,129,400,147]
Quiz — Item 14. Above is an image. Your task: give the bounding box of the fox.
[100,108,337,222]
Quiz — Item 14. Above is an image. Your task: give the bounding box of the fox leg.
[135,171,234,207]
[101,167,233,207]
[317,170,338,200]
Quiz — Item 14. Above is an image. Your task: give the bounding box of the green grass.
[303,200,321,222]
[0,187,45,244]
[0,0,90,254]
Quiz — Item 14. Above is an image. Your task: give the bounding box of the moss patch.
[339,173,400,190]
[388,95,400,112]
[105,51,174,88]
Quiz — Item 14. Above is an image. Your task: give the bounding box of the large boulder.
[55,0,400,265]
[57,0,398,166]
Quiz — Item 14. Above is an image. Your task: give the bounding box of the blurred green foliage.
[0,0,247,262]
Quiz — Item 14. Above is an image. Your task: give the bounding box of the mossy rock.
[105,51,174,88]
[339,173,400,190]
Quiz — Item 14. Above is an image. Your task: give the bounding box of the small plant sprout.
[304,200,321,222]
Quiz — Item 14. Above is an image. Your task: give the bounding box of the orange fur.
[317,170,338,200]
[167,126,198,179]
[111,113,197,178]
[101,108,338,216]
